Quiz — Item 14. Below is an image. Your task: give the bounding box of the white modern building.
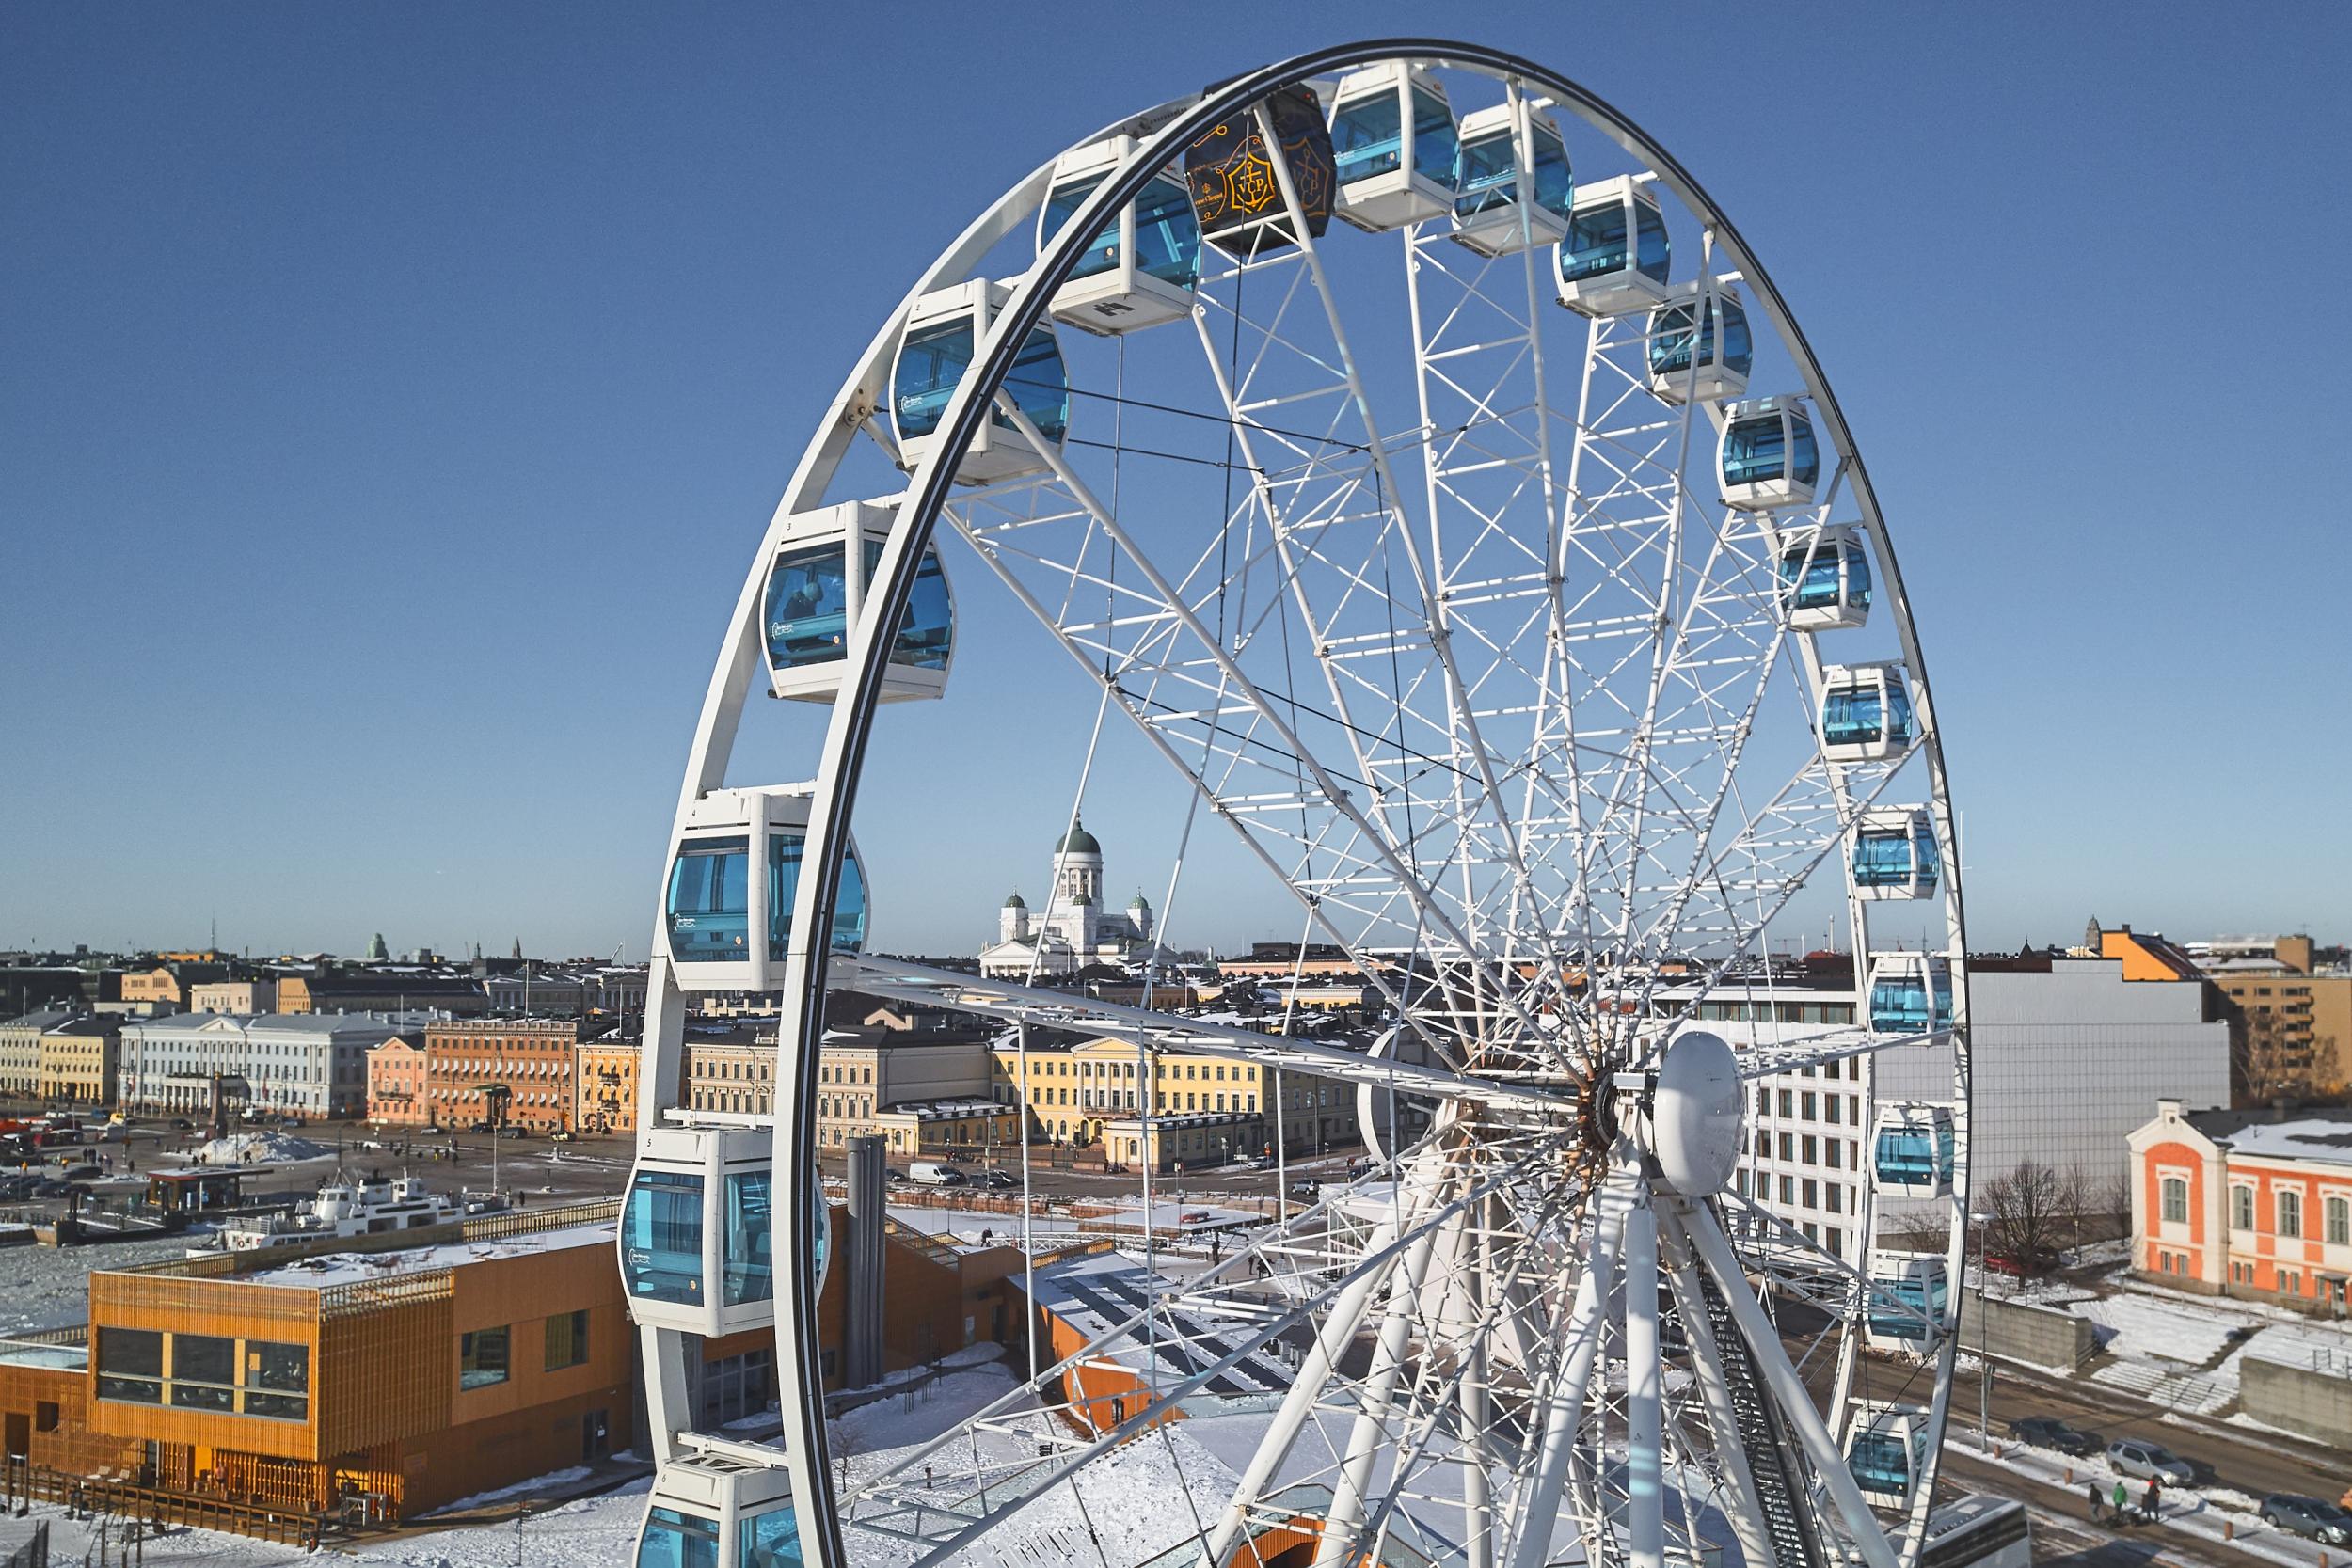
[977,819,1155,979]
[119,1012,420,1119]
[1709,952,2231,1257]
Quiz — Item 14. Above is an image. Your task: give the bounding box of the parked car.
[1289,1177,1321,1197]
[2262,1496,2352,1544]
[2106,1439,2193,1485]
[469,1120,493,1133]
[498,1127,526,1140]
[1984,1245,2063,1277]
[549,1130,575,1142]
[907,1162,966,1187]
[1238,1155,1272,1171]
[1180,1209,1213,1224]
[2007,1417,2101,1456]
[971,1169,1017,1190]
[168,1117,195,1132]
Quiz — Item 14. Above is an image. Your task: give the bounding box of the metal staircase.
[1696,1267,1827,1568]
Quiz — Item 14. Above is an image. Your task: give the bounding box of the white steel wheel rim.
[629,38,1973,1568]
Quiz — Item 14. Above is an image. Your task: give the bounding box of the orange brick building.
[2129,1099,2352,1314]
[423,1018,578,1131]
[365,1037,431,1126]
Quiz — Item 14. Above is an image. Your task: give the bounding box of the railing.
[1,1463,321,1551]
[0,1520,43,1568]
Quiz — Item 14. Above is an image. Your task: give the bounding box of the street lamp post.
[1969,1209,1993,1449]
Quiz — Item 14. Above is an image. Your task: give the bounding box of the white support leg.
[1624,1202,1664,1568]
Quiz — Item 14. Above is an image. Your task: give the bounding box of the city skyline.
[7,4,2348,958]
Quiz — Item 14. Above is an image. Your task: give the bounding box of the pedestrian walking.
[2111,1481,2129,1522]
[2143,1478,2162,1523]
[2086,1480,2103,1522]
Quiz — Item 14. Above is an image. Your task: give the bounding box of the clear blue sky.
[5,3,2346,960]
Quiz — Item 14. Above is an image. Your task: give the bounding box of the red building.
[2128,1098,2352,1314]
[422,1019,579,1132]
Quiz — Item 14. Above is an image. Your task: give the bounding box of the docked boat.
[198,1173,465,1255]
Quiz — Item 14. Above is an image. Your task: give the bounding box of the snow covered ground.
[0,1228,220,1335]
[1959,1435,2337,1568]
[2075,1291,2255,1365]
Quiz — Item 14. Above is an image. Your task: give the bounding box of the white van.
[907,1161,966,1186]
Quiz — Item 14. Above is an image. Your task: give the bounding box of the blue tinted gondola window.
[811,1181,831,1282]
[1870,974,1952,1033]
[859,541,953,671]
[623,1172,705,1305]
[1410,88,1457,186]
[668,837,749,963]
[1003,329,1069,444]
[765,546,850,673]
[1868,1269,1946,1339]
[1875,1127,1935,1185]
[1843,542,1874,610]
[641,1508,720,1568]
[1564,201,1632,282]
[1852,829,1915,887]
[1822,686,1885,748]
[1721,298,1755,376]
[1132,176,1202,288]
[1042,174,1120,280]
[766,833,868,961]
[1529,124,1572,218]
[1788,418,1820,485]
[1454,129,1517,218]
[1634,201,1670,281]
[1332,90,1404,183]
[723,1169,773,1307]
[1648,300,1723,377]
[1779,541,1844,610]
[1912,822,1942,884]
[1723,415,1789,487]
[894,319,970,440]
[1850,1431,1915,1494]
[740,1507,803,1568]
[1885,680,1915,744]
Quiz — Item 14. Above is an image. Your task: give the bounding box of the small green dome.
[1055,817,1102,856]
[1129,890,1152,910]
[1003,892,1026,909]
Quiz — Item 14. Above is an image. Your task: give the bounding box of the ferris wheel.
[622,37,1971,1568]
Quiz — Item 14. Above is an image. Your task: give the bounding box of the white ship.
[200,1173,468,1254]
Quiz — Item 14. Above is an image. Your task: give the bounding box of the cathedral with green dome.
[977,816,1155,978]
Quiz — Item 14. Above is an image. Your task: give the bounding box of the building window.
[2278,1190,2303,1240]
[2160,1177,2188,1226]
[94,1327,163,1405]
[2328,1196,2351,1247]
[461,1326,512,1389]
[2232,1185,2255,1232]
[546,1309,590,1371]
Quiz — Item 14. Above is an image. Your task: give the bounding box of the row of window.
[992,1057,1261,1083]
[1759,1087,1862,1126]
[95,1330,310,1420]
[2161,1178,2352,1243]
[1749,1132,1862,1173]
[1733,1168,1856,1215]
[460,1311,592,1388]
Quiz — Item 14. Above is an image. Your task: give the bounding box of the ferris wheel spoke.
[833,953,1565,1114]
[1659,1213,1780,1568]
[1677,1199,1899,1568]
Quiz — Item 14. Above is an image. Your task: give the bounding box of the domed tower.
[1000,891,1030,944]
[1054,822,1105,921]
[1127,889,1153,942]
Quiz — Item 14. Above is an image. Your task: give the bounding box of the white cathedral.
[976,818,1155,979]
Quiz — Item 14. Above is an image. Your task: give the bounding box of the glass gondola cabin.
[892,279,1069,485]
[1327,62,1458,231]
[1039,134,1201,336]
[763,498,952,704]
[1777,523,1872,632]
[1450,100,1573,256]
[1851,807,1940,900]
[1818,661,1915,764]
[1184,85,1334,259]
[1646,285,1752,404]
[1867,953,1957,1037]
[1866,1251,1950,1354]
[1557,174,1672,316]
[1847,1403,1931,1509]
[664,787,868,993]
[1871,1101,1957,1198]
[622,1124,807,1338]
[635,1445,802,1568]
[1719,396,1820,510]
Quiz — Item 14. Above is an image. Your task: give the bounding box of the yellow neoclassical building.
[987,1035,1359,1155]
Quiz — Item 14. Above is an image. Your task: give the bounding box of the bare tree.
[1979,1160,2087,1280]
[2233,1006,2317,1106]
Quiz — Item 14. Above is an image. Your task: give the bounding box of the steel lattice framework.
[625,38,1972,1568]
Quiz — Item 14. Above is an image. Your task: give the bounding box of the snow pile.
[191,1132,331,1165]
[421,1465,593,1516]
[2075,1291,2250,1363]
